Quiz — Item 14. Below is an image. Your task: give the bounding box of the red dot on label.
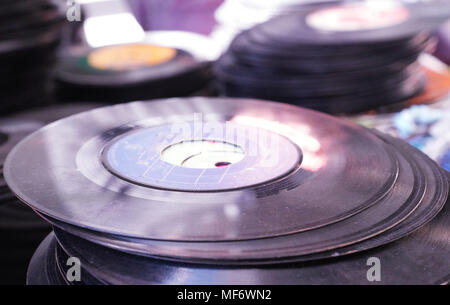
[215,162,231,168]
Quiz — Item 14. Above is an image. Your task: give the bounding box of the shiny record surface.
[5,97,414,242]
[16,98,448,283]
[5,97,448,264]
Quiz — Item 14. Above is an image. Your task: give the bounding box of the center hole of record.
[160,140,245,169]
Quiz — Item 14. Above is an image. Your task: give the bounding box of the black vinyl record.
[3,97,448,284]
[55,43,213,103]
[251,1,450,46]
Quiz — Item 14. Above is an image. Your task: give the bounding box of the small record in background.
[215,1,450,114]
[55,37,214,103]
[0,103,103,285]
[0,0,65,115]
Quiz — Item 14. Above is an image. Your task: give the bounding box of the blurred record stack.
[54,43,213,103]
[0,0,65,114]
[215,1,450,114]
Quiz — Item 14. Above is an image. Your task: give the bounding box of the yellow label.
[88,44,176,70]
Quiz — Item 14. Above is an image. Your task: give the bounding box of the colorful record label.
[306,2,410,32]
[88,44,177,71]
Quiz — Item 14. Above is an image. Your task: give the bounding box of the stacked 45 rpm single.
[55,41,213,103]
[0,0,65,114]
[4,97,449,285]
[215,1,450,114]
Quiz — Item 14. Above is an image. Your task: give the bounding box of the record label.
[87,44,177,71]
[306,2,410,32]
[101,122,302,191]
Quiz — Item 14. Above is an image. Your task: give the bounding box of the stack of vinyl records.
[0,103,102,284]
[55,42,213,103]
[4,97,449,285]
[0,0,65,114]
[215,1,450,114]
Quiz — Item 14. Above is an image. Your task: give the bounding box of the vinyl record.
[5,98,448,272]
[55,43,212,103]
